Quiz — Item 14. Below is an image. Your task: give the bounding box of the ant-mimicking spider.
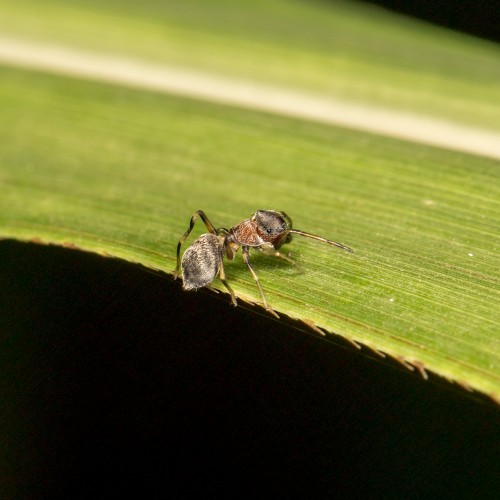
[174,210,353,317]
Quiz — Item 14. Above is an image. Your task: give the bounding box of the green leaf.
[0,0,499,401]
[1,0,500,131]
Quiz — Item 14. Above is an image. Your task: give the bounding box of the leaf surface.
[0,0,499,400]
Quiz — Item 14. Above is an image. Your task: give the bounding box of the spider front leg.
[174,210,218,279]
[241,246,279,318]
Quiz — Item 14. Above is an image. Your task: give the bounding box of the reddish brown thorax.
[229,219,265,247]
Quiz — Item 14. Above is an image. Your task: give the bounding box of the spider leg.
[242,246,279,318]
[258,245,304,272]
[218,242,237,306]
[175,210,218,279]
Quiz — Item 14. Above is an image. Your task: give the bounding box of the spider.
[174,210,353,317]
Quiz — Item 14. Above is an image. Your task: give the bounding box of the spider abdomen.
[181,233,221,290]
